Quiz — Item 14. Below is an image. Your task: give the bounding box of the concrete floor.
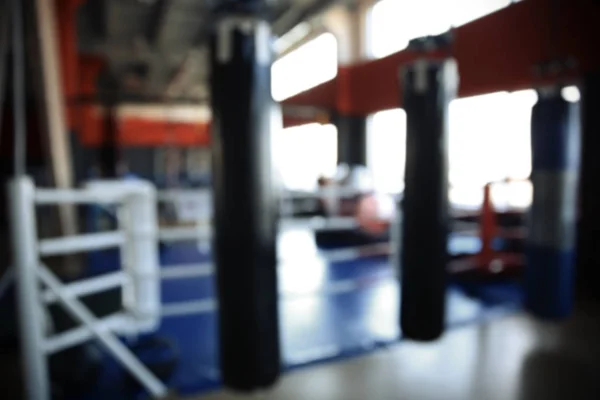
[194,301,600,400]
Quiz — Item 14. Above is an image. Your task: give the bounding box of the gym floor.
[193,299,600,400]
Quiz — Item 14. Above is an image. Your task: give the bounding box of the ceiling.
[76,0,344,103]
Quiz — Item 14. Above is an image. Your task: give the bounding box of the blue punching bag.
[527,88,581,319]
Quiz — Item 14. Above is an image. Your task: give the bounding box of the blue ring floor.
[84,229,523,399]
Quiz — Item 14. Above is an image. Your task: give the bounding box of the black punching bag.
[399,59,458,341]
[578,72,600,299]
[210,17,281,390]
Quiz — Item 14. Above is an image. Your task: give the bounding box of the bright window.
[271,33,339,191]
[448,90,537,208]
[449,90,536,187]
[368,90,536,207]
[367,0,533,208]
[273,124,338,191]
[271,33,338,101]
[368,0,511,59]
[368,109,406,194]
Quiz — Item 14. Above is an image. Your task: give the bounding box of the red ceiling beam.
[77,111,320,147]
[57,1,322,145]
[118,119,210,147]
[75,57,211,147]
[76,117,211,147]
[283,0,600,116]
[75,115,212,147]
[282,78,338,110]
[67,0,600,146]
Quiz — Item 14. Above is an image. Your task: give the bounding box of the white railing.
[41,270,127,303]
[34,188,127,205]
[38,231,126,256]
[9,177,168,399]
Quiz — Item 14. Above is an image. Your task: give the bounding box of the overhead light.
[561,86,581,103]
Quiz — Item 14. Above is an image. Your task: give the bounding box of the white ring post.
[9,177,50,400]
[120,182,161,333]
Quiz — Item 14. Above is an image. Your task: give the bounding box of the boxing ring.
[151,194,523,396]
[5,177,524,399]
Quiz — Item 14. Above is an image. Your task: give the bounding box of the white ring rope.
[317,243,391,263]
[154,218,489,242]
[156,188,211,203]
[279,216,359,231]
[283,187,370,199]
[28,187,523,307]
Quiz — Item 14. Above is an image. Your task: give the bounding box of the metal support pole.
[12,0,26,176]
[9,177,50,400]
[34,0,78,240]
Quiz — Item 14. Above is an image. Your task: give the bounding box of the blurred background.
[0,0,599,399]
